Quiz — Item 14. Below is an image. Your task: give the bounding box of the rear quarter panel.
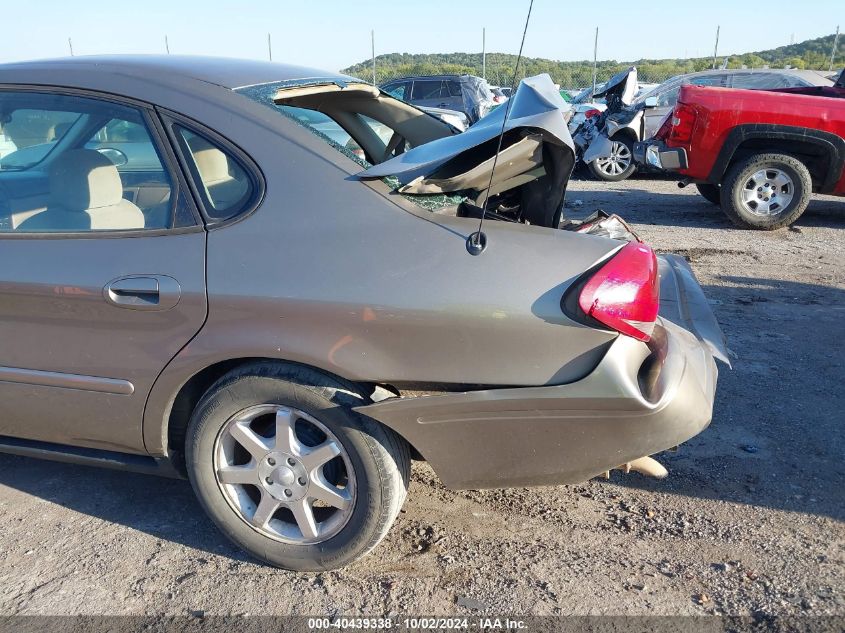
[142,89,621,454]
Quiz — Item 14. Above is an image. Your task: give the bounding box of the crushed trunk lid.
[359,73,575,228]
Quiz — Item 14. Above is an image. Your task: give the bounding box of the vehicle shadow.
[606,274,845,522]
[565,177,845,230]
[0,454,249,560]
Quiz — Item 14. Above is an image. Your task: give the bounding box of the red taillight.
[578,242,659,342]
[654,111,673,140]
[583,108,601,119]
[668,103,697,144]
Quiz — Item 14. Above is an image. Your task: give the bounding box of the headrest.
[49,149,123,212]
[187,135,231,183]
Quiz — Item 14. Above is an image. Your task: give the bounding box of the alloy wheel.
[213,404,356,545]
[739,168,794,216]
[593,140,632,176]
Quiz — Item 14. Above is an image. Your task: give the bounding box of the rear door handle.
[104,275,181,311]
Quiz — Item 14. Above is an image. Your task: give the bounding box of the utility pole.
[482,27,486,81]
[371,30,376,85]
[268,33,272,61]
[68,37,74,56]
[830,25,840,71]
[712,25,720,69]
[165,35,170,54]
[591,27,598,97]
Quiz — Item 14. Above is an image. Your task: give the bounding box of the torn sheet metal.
[360,73,573,181]
[581,132,614,163]
[658,255,732,366]
[573,67,640,163]
[358,73,574,228]
[595,66,638,107]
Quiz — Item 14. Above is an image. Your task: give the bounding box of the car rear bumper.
[355,259,724,490]
[356,319,717,489]
[633,140,688,171]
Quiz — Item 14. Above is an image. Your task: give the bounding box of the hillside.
[341,33,842,88]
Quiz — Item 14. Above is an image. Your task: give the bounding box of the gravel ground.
[0,176,843,619]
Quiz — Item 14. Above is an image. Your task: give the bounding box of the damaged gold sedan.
[0,57,726,570]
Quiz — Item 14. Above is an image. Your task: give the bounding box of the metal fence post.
[482,27,486,81]
[712,25,720,69]
[592,27,598,97]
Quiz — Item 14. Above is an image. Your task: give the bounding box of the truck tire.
[695,183,721,206]
[720,153,812,230]
[185,361,410,570]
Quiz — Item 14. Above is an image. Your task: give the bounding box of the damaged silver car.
[0,56,726,571]
[573,67,650,182]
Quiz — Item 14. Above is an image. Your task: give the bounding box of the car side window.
[175,126,253,221]
[412,80,447,100]
[0,90,187,233]
[655,80,683,107]
[730,73,794,90]
[690,74,727,88]
[383,81,410,101]
[447,81,462,97]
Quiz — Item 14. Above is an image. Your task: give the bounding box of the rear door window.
[412,80,448,100]
[174,126,254,221]
[0,90,190,232]
[729,73,797,90]
[383,81,410,101]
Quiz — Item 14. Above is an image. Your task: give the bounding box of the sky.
[1,0,841,71]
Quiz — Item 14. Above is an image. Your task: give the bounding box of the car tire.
[185,362,410,571]
[588,136,637,182]
[720,153,812,230]
[695,183,721,206]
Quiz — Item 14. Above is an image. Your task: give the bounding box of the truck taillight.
[668,103,697,144]
[654,112,673,140]
[578,242,660,342]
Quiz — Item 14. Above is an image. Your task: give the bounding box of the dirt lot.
[0,176,843,619]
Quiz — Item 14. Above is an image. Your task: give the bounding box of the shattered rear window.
[235,81,469,211]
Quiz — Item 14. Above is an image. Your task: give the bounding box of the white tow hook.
[602,456,669,480]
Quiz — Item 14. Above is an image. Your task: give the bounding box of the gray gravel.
[0,176,843,617]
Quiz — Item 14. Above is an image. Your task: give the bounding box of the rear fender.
[658,255,731,366]
[355,320,717,490]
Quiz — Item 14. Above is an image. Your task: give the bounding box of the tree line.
[341,34,843,88]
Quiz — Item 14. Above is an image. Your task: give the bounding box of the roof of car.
[382,74,463,83]
[680,67,833,86]
[0,55,357,90]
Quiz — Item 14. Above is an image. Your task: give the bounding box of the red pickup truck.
[635,71,845,229]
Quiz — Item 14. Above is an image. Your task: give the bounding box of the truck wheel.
[721,153,812,230]
[695,183,721,206]
[589,137,637,182]
[185,362,410,570]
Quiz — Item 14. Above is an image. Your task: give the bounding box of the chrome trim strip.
[0,366,134,395]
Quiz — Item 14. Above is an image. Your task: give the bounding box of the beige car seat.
[19,149,144,231]
[187,135,248,210]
